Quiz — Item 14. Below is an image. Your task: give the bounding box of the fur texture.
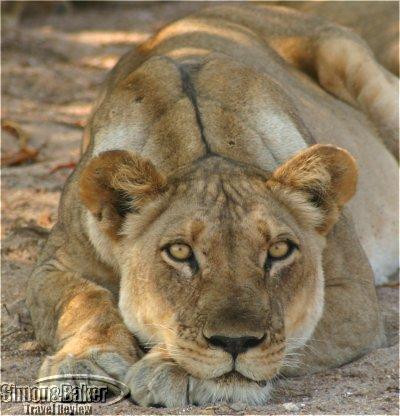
[27,4,396,407]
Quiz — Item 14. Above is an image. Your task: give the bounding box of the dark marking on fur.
[178,64,213,155]
[115,190,138,217]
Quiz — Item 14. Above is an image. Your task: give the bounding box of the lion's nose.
[205,335,265,359]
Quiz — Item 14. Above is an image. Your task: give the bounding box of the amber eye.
[166,243,193,261]
[268,241,290,259]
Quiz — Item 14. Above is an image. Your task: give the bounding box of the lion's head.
[80,144,357,387]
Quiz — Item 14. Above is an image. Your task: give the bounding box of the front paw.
[125,348,190,408]
[38,347,133,400]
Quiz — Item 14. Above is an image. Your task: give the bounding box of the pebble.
[230,402,247,411]
[283,402,300,412]
[19,340,41,352]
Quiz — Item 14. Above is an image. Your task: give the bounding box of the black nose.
[206,335,265,359]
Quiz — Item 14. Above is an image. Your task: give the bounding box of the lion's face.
[117,158,326,382]
[80,145,356,384]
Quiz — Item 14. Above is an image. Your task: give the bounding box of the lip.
[215,370,269,387]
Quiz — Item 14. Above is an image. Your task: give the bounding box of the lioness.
[27,4,398,407]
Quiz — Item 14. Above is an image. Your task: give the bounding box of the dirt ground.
[1,2,399,415]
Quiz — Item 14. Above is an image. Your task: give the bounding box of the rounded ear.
[267,144,358,234]
[79,150,167,239]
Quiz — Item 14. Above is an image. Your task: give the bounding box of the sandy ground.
[1,2,399,415]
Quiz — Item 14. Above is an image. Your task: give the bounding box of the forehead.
[162,172,299,243]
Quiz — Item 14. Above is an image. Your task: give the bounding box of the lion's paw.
[38,348,131,401]
[125,354,189,408]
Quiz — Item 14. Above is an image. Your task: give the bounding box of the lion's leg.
[274,25,399,157]
[239,6,399,157]
[283,212,385,376]
[311,28,399,158]
[27,251,139,386]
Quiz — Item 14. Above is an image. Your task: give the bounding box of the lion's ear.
[267,144,358,234]
[79,150,167,238]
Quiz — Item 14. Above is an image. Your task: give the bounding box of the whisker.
[140,322,178,334]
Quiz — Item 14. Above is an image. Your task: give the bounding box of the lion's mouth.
[214,370,269,387]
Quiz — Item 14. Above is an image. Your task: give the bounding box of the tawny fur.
[27,4,397,407]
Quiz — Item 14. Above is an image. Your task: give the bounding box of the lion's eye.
[166,243,193,262]
[264,240,298,271]
[268,241,291,259]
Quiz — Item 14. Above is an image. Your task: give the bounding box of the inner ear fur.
[79,150,167,238]
[267,144,358,234]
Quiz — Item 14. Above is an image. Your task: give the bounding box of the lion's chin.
[188,371,272,406]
